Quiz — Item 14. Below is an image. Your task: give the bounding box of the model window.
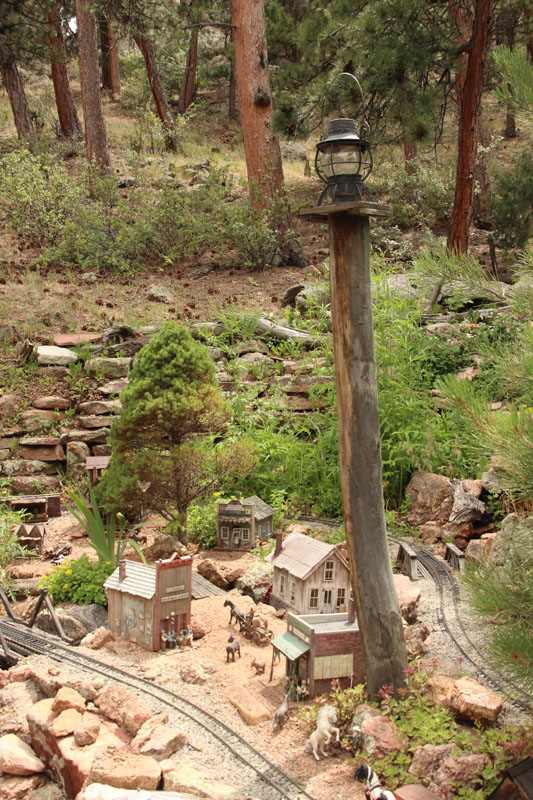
[324,560,334,581]
[240,528,250,541]
[323,590,332,606]
[290,580,296,603]
[336,588,346,608]
[221,526,229,540]
[309,588,319,608]
[279,574,285,596]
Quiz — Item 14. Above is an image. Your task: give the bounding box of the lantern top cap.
[317,118,369,148]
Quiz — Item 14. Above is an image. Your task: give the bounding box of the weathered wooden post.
[300,107,408,696]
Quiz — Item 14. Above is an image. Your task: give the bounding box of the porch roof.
[271,631,310,661]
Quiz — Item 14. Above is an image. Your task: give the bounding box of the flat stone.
[92,444,112,456]
[78,415,113,429]
[1,459,59,476]
[20,409,58,432]
[78,399,122,415]
[226,686,270,725]
[0,733,46,775]
[449,677,503,726]
[86,357,131,379]
[59,428,110,445]
[99,379,128,396]
[33,396,71,410]
[88,748,161,791]
[161,759,246,800]
[11,475,60,495]
[36,346,78,366]
[53,333,101,347]
[52,687,86,715]
[19,443,65,461]
[78,785,200,800]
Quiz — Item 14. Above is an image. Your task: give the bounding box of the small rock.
[226,686,270,725]
[0,733,46,775]
[51,687,86,715]
[86,357,131,379]
[449,677,503,726]
[147,285,174,304]
[49,708,83,737]
[36,346,78,367]
[33,396,71,410]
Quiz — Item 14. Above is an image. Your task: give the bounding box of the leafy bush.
[0,504,31,597]
[187,494,223,549]
[41,555,114,606]
[490,150,533,248]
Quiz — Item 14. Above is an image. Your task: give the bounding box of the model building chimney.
[274,529,283,557]
[348,596,356,624]
[119,560,126,582]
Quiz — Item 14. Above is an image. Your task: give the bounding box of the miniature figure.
[226,634,241,662]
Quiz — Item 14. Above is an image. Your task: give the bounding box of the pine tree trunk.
[99,15,120,99]
[448,0,494,252]
[133,31,180,151]
[230,0,284,207]
[228,29,237,120]
[0,42,35,141]
[46,4,81,138]
[76,0,111,175]
[178,28,198,114]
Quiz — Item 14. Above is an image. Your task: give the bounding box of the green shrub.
[187,493,226,549]
[40,555,114,606]
[0,504,31,597]
[490,150,533,248]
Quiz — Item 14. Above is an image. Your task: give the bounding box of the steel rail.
[0,618,314,800]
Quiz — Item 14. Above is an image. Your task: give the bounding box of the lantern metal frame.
[315,72,373,206]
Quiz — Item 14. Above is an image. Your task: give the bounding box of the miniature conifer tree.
[97,322,255,543]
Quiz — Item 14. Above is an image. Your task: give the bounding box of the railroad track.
[0,619,314,800]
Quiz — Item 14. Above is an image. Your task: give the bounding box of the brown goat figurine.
[251,657,266,675]
[226,635,241,662]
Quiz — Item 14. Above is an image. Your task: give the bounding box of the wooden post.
[300,200,408,697]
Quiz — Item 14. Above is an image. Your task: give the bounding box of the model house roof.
[243,495,275,521]
[266,532,349,580]
[104,560,157,600]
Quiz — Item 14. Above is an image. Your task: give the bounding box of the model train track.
[300,518,531,713]
[0,619,313,800]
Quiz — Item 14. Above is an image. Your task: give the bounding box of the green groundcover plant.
[40,555,114,606]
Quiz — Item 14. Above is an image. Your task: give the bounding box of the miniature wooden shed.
[269,606,365,699]
[266,531,351,615]
[216,494,275,550]
[104,553,192,651]
[8,493,61,522]
[15,523,45,554]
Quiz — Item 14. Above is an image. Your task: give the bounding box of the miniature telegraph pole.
[300,82,408,696]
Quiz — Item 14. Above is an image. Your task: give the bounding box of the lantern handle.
[320,71,370,140]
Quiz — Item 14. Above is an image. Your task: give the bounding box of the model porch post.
[300,201,408,696]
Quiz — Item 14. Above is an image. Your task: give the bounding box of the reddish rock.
[131,723,185,760]
[49,708,83,738]
[33,396,71,410]
[0,733,46,775]
[359,712,403,759]
[53,333,101,347]
[0,774,46,800]
[449,677,503,726]
[405,471,453,525]
[425,674,455,706]
[441,521,475,541]
[430,753,489,800]
[81,627,116,649]
[408,743,456,779]
[9,660,98,702]
[462,479,483,496]
[52,687,86,715]
[78,415,113,429]
[0,680,41,739]
[87,748,161,791]
[96,685,152,735]
[405,623,430,658]
[190,613,210,639]
[12,476,61,494]
[393,574,421,624]
[161,758,246,799]
[418,522,442,544]
[74,712,101,746]
[19,439,65,461]
[196,559,229,589]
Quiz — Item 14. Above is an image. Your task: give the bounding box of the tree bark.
[133,31,180,151]
[0,42,35,141]
[448,0,494,252]
[76,0,111,175]
[178,28,198,113]
[99,15,121,99]
[328,209,408,697]
[230,0,284,207]
[46,4,81,138]
[228,29,237,120]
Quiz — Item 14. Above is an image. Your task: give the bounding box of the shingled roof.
[104,561,157,600]
[244,495,275,521]
[266,532,348,580]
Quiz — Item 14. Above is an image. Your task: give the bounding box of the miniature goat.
[251,657,266,675]
[354,763,396,800]
[305,705,340,761]
[175,628,193,649]
[226,635,241,662]
[272,691,290,730]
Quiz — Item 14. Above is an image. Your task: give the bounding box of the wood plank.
[191,572,227,598]
[299,200,392,220]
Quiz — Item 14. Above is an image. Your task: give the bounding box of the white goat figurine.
[305,704,340,761]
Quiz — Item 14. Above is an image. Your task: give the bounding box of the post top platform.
[299,200,392,222]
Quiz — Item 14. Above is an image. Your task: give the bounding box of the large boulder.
[34,612,89,644]
[430,753,490,800]
[196,559,229,590]
[130,715,186,760]
[86,357,131,379]
[405,471,453,526]
[142,534,187,562]
[448,677,503,726]
[393,574,421,624]
[236,561,273,603]
[161,758,247,800]
[409,743,456,780]
[87,748,162,791]
[36,346,78,366]
[96,685,152,735]
[0,733,46,775]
